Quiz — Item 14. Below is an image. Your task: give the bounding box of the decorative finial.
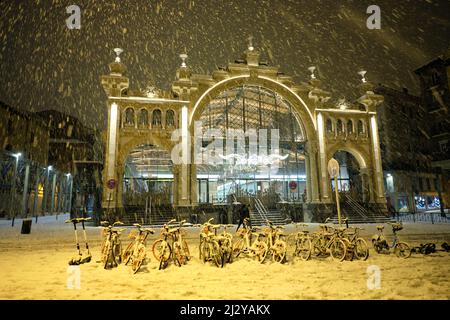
[179,53,188,67]
[114,48,123,63]
[308,66,316,79]
[337,98,348,110]
[247,35,254,51]
[358,70,367,83]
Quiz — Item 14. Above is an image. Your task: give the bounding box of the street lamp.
[10,152,22,227]
[42,165,52,215]
[328,158,342,227]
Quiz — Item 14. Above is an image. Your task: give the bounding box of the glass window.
[152,109,162,127]
[124,108,135,126]
[166,110,175,127]
[138,109,148,127]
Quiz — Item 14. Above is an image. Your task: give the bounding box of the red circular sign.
[107,179,116,189]
[289,181,297,190]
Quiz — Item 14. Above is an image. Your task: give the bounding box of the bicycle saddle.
[77,217,92,222]
[133,223,142,228]
[168,227,180,233]
[376,225,384,231]
[142,228,155,234]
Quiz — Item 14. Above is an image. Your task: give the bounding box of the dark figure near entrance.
[236,204,251,231]
[219,209,227,224]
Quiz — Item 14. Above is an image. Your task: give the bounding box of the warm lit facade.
[100,45,387,222]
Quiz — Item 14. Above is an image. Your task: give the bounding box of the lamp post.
[328,158,342,227]
[42,165,52,215]
[10,152,21,227]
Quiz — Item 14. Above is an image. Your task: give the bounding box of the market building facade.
[100,45,388,223]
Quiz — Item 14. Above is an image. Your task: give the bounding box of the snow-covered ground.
[0,214,449,299]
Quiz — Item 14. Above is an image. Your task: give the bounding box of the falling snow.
[0,0,449,130]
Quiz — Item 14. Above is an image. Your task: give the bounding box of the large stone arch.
[111,134,176,209]
[189,75,317,141]
[187,75,320,206]
[326,145,370,170]
[326,144,376,203]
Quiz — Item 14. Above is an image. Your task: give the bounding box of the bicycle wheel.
[232,238,245,258]
[122,241,134,265]
[330,238,347,262]
[200,241,209,263]
[287,234,297,257]
[152,239,170,261]
[211,242,223,268]
[311,236,326,257]
[224,241,233,264]
[394,242,411,259]
[297,236,312,261]
[341,238,354,261]
[254,241,268,264]
[132,246,146,274]
[354,238,369,260]
[113,240,122,264]
[155,240,171,267]
[372,239,382,254]
[103,241,113,269]
[173,243,183,267]
[182,240,190,262]
[272,241,287,264]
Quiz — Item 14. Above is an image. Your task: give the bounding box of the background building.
[415,49,450,212]
[0,104,103,220]
[375,85,443,214]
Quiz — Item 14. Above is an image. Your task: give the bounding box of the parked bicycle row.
[65,216,449,273]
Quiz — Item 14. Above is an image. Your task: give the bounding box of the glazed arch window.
[326,118,333,133]
[336,119,343,134]
[166,109,175,128]
[138,109,149,127]
[347,120,354,134]
[357,120,365,135]
[152,109,162,127]
[124,107,135,126]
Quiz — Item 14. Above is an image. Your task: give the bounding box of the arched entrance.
[194,84,309,209]
[122,144,173,216]
[331,151,364,201]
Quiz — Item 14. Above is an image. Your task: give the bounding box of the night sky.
[0,0,449,130]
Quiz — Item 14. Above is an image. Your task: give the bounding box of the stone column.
[369,115,386,203]
[21,164,30,217]
[316,113,330,202]
[308,142,320,203]
[305,154,312,202]
[102,101,120,210]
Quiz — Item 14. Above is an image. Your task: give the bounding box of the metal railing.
[394,211,450,224]
[253,198,269,222]
[342,193,369,220]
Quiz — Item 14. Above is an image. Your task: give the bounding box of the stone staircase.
[328,194,391,224]
[121,205,176,226]
[250,198,290,226]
